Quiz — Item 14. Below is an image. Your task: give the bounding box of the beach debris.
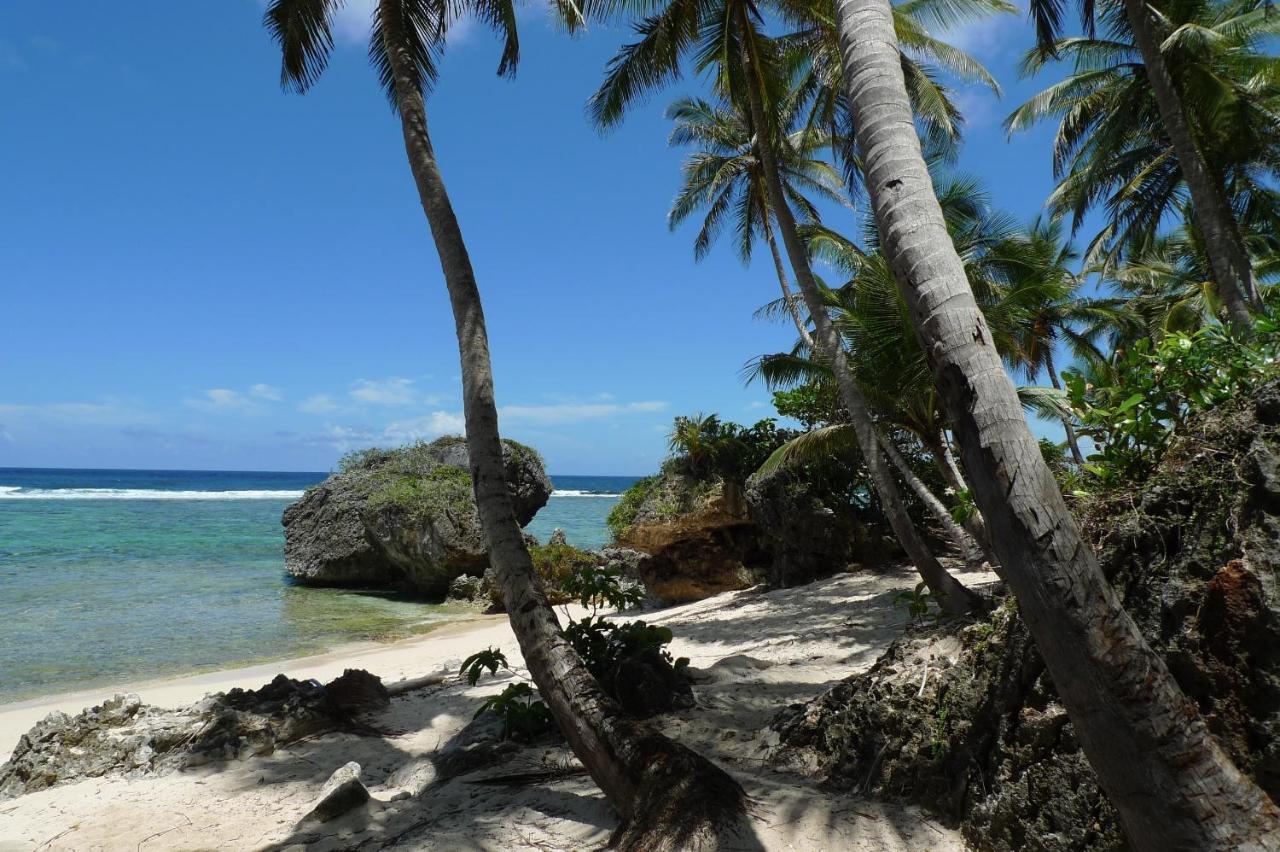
[305,761,370,822]
[0,670,389,801]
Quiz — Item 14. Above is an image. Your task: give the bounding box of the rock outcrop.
[284,437,551,596]
[745,466,866,588]
[610,474,764,604]
[770,383,1280,851]
[0,670,388,800]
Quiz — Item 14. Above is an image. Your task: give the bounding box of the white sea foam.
[0,487,306,501]
[551,489,621,498]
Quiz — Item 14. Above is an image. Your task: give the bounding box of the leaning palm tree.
[667,91,847,341]
[264,2,746,846]
[832,0,1280,845]
[1018,0,1277,328]
[594,2,987,613]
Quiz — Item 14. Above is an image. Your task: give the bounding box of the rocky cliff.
[770,382,1280,851]
[283,437,551,596]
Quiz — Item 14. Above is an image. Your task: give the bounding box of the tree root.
[610,738,757,852]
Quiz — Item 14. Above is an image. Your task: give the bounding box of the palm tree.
[594,0,987,612]
[991,218,1123,464]
[832,0,1280,845]
[264,2,746,846]
[1019,0,1277,329]
[666,92,847,342]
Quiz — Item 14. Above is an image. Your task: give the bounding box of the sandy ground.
[0,564,997,851]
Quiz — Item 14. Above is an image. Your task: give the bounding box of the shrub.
[1065,323,1279,486]
[606,475,657,540]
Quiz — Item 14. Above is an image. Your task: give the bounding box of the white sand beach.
[0,564,997,851]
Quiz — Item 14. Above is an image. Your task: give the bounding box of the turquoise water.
[0,469,634,702]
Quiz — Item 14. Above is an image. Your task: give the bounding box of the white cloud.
[351,377,417,406]
[299,394,340,414]
[0,424,11,442]
[383,411,466,443]
[250,383,283,402]
[187,388,252,411]
[499,400,668,426]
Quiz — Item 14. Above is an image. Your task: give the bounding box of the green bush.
[606,475,657,540]
[1064,323,1279,486]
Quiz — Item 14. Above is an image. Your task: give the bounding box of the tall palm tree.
[832,0,1280,845]
[1021,0,1276,329]
[991,217,1122,464]
[264,2,746,846]
[667,91,847,342]
[594,0,987,612]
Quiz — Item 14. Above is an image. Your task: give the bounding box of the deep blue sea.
[0,468,636,701]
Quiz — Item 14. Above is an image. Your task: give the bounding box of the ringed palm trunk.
[922,431,998,558]
[876,431,992,566]
[763,214,815,346]
[1121,0,1258,327]
[833,0,1280,846]
[739,33,984,615]
[377,3,746,847]
[1045,350,1086,466]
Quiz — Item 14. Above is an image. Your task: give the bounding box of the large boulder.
[745,466,865,587]
[610,474,764,604]
[284,437,551,596]
[770,382,1280,851]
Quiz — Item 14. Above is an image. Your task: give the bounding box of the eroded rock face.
[613,475,764,604]
[283,437,551,595]
[0,671,388,801]
[770,384,1280,851]
[745,467,862,588]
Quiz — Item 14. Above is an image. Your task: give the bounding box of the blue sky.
[0,0,1073,475]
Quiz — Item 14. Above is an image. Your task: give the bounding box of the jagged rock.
[611,475,764,604]
[324,669,390,714]
[305,761,370,822]
[283,437,551,595]
[0,671,389,801]
[445,574,490,609]
[745,466,862,587]
[769,382,1280,851]
[547,528,569,547]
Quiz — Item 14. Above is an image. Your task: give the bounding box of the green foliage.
[606,476,657,540]
[771,383,842,430]
[474,683,556,741]
[366,465,473,523]
[1065,324,1280,485]
[460,647,509,686]
[894,582,936,621]
[563,616,687,681]
[948,488,976,525]
[461,561,683,740]
[665,414,797,483]
[528,540,599,603]
[560,563,645,612]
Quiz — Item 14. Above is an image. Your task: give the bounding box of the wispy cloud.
[0,401,142,425]
[250,383,283,402]
[500,400,668,426]
[299,394,340,414]
[350,377,418,406]
[186,388,254,411]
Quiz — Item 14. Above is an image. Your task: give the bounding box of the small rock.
[548,528,569,547]
[306,761,370,822]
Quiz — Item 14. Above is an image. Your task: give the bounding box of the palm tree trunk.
[833,0,1280,846]
[377,3,746,847]
[876,430,991,567]
[764,218,816,347]
[1121,0,1258,326]
[924,432,998,560]
[1045,350,1086,465]
[738,31,983,615]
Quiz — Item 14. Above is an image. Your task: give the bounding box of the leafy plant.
[560,563,645,612]
[948,488,976,525]
[1064,324,1279,485]
[894,582,936,621]
[474,683,556,741]
[460,647,509,686]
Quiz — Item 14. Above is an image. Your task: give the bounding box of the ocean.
[0,468,636,702]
